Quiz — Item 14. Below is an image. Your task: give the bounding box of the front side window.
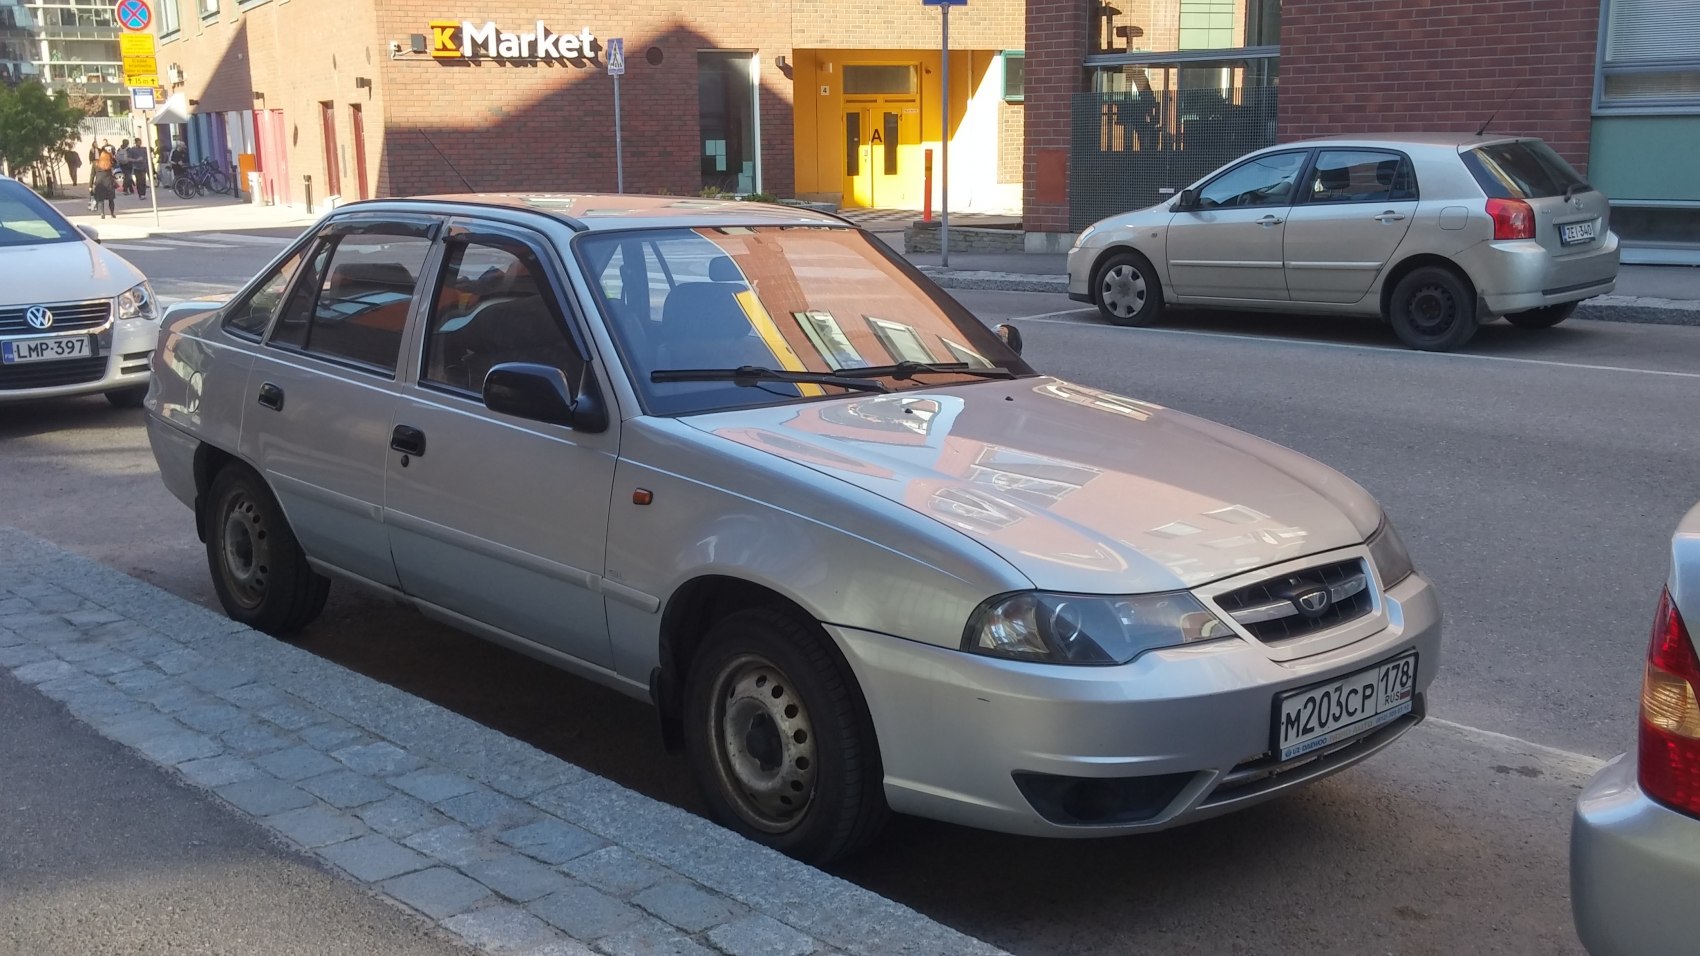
[1302,150,1418,204]
[422,239,583,395]
[268,229,432,374]
[1195,150,1307,208]
[576,227,1033,416]
[225,249,303,337]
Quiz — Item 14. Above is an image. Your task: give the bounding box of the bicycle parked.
[171,159,233,199]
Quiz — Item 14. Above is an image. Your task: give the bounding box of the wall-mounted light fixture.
[354,76,373,90]
[409,34,428,53]
[775,54,788,69]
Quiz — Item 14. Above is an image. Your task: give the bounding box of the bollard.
[923,149,934,223]
[303,174,313,214]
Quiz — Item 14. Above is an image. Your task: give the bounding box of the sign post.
[116,3,160,226]
[923,0,965,266]
[607,37,625,194]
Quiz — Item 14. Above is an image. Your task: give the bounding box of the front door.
[842,103,920,208]
[349,104,370,201]
[1282,149,1418,304]
[319,101,341,200]
[384,222,618,668]
[1166,149,1308,300]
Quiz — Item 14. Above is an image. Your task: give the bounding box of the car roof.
[1277,132,1536,150]
[337,193,854,232]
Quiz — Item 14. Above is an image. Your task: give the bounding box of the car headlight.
[117,282,156,321]
[1071,224,1098,249]
[964,591,1235,665]
[1367,518,1415,588]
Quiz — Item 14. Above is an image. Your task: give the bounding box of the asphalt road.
[6,237,1698,954]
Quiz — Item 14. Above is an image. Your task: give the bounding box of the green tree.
[0,81,86,195]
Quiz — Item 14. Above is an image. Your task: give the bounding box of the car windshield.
[0,180,81,247]
[1463,140,1591,200]
[576,225,1033,415]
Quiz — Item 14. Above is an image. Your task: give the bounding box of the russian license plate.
[1275,652,1417,760]
[1560,219,1598,246]
[1,335,93,364]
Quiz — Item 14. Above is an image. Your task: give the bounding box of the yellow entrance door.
[842,103,920,208]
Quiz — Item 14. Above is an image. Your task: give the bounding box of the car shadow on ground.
[0,396,144,441]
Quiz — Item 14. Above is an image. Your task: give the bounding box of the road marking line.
[1006,313,1700,380]
[200,232,292,246]
[1423,717,1608,776]
[144,237,232,249]
[102,242,155,252]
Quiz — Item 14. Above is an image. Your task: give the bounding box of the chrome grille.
[1213,558,1374,643]
[0,299,112,336]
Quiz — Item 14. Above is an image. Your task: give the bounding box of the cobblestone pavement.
[0,526,1007,956]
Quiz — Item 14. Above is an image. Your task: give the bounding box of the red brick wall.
[1279,0,1600,171]
[792,0,1022,50]
[1022,0,1089,232]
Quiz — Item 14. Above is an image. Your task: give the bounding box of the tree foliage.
[0,81,86,192]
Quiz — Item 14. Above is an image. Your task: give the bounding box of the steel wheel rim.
[706,653,817,834]
[1408,283,1457,337]
[1100,264,1147,319]
[219,492,272,609]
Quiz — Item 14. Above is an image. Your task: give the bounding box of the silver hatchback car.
[1067,134,1619,351]
[146,195,1441,862]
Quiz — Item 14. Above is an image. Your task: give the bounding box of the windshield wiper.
[651,366,891,393]
[833,361,1016,381]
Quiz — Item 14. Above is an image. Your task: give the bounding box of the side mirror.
[483,362,609,433]
[995,323,1024,356]
[1173,188,1200,211]
[78,225,101,243]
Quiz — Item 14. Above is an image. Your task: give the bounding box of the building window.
[1002,52,1024,102]
[200,0,218,18]
[159,0,180,34]
[1597,0,1700,112]
[843,65,917,96]
[1090,0,1278,56]
[697,52,757,194]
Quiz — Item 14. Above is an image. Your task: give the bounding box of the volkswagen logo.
[25,306,54,330]
[1292,586,1332,618]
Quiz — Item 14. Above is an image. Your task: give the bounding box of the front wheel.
[1387,266,1478,351]
[207,170,231,194]
[1093,252,1165,327]
[1504,302,1577,329]
[203,464,330,635]
[173,176,197,199]
[683,607,888,864]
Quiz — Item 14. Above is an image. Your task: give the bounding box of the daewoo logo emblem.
[25,306,54,330]
[1293,587,1332,617]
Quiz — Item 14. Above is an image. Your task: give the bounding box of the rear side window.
[1463,141,1591,199]
[269,231,433,374]
[225,250,303,338]
[1302,150,1419,204]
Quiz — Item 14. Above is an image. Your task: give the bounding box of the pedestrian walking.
[64,148,81,186]
[90,150,117,219]
[117,139,134,195]
[126,142,149,199]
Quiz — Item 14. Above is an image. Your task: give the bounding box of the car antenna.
[1475,80,1527,137]
[415,128,475,192]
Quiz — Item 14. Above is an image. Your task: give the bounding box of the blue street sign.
[115,0,151,31]
[606,37,625,76]
[130,87,155,111]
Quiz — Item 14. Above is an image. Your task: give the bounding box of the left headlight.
[964,590,1235,666]
[1071,224,1099,249]
[117,281,156,321]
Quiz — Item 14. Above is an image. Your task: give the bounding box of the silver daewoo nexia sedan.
[145,195,1441,863]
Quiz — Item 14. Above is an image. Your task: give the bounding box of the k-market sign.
[430,20,597,60]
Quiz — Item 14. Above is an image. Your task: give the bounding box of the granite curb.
[0,526,1007,956]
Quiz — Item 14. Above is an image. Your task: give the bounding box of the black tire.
[1387,266,1478,351]
[203,464,330,635]
[1092,251,1164,327]
[104,386,147,408]
[1504,302,1577,330]
[173,176,196,199]
[683,607,888,864]
[207,170,231,194]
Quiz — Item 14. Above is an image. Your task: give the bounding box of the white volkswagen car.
[0,175,157,406]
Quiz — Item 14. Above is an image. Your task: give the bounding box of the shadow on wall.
[373,24,794,199]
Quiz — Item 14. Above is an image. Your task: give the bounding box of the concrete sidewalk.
[48,190,322,241]
[0,526,1007,956]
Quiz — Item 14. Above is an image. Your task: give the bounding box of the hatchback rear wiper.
[651,366,892,393]
[833,361,1016,381]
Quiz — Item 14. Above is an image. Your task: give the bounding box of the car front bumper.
[1066,244,1094,300]
[829,571,1442,837]
[1467,232,1620,316]
[1571,752,1700,956]
[0,316,155,402]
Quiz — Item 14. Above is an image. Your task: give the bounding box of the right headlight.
[964,590,1235,666]
[1367,518,1416,588]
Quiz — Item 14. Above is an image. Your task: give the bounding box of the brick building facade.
[150,0,1025,212]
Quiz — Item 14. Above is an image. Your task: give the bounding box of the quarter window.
[422,239,583,395]
[268,230,432,374]
[1302,150,1418,204]
[224,250,303,338]
[1195,151,1306,208]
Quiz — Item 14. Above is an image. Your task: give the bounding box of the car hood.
[684,377,1383,593]
[0,239,143,305]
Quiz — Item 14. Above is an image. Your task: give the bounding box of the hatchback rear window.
[1462,141,1591,199]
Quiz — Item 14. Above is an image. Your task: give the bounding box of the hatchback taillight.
[1487,198,1536,240]
[1639,588,1700,818]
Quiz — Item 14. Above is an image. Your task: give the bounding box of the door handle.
[390,425,426,457]
[256,382,283,411]
[1374,211,1407,223]
[1256,215,1284,226]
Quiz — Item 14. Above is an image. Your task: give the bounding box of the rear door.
[1461,139,1611,255]
[1281,148,1419,304]
[1165,149,1308,300]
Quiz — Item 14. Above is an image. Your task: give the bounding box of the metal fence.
[1069,87,1278,231]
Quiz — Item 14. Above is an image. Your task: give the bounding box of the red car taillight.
[1487,197,1536,240]
[1639,588,1700,818]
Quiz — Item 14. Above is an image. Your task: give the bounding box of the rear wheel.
[1388,266,1478,351]
[173,176,197,199]
[1504,302,1577,329]
[683,607,887,864]
[207,169,231,194]
[203,464,329,635]
[1093,252,1164,327]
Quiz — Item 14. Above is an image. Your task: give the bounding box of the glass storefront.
[697,51,758,195]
